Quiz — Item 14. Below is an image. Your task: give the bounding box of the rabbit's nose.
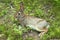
[14,13,18,18]
[15,15,18,17]
[15,15,17,18]
[15,17,17,21]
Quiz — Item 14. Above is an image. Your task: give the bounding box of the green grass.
[0,0,60,40]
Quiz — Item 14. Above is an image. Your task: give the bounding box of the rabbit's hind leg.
[38,28,48,38]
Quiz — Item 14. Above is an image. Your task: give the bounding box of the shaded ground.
[22,30,40,40]
[0,34,7,40]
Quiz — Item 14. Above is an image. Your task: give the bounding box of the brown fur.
[14,2,50,38]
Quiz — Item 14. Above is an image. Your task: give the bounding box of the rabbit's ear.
[20,2,24,12]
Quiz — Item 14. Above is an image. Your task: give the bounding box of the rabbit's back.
[25,16,49,31]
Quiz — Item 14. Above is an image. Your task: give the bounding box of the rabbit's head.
[16,12,25,20]
[14,2,25,20]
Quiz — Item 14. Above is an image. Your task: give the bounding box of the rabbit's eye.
[18,12,21,15]
[18,13,20,15]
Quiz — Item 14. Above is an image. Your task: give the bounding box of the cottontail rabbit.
[15,2,50,37]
